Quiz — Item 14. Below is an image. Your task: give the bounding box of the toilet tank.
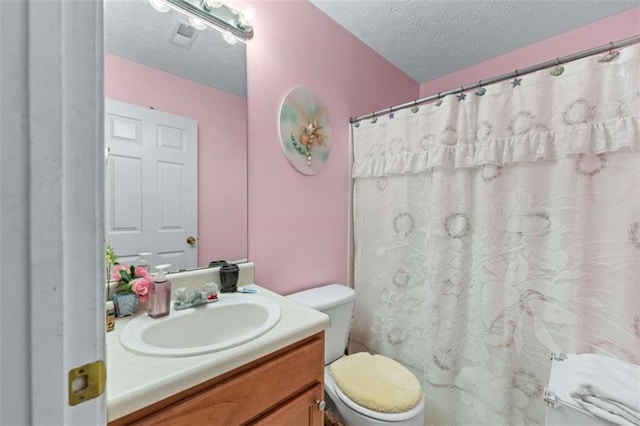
[286,284,355,364]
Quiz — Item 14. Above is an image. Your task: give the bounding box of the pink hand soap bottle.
[148,264,172,318]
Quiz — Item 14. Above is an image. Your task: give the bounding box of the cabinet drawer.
[133,337,324,426]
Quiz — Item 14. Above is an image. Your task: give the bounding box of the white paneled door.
[105,99,198,271]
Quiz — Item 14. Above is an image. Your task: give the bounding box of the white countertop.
[106,284,329,422]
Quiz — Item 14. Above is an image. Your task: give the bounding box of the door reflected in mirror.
[104,0,247,271]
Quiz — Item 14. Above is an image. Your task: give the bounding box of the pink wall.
[104,54,248,266]
[419,7,640,97]
[246,1,419,295]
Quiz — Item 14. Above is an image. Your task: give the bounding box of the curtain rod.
[350,34,640,124]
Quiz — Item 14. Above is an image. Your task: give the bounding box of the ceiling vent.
[168,21,199,49]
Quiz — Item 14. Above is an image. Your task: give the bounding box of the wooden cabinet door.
[130,337,324,426]
[110,334,326,426]
[254,384,323,426]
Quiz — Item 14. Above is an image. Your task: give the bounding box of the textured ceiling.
[105,0,247,97]
[105,0,639,96]
[309,0,640,84]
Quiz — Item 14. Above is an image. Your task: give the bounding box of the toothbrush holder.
[219,264,239,293]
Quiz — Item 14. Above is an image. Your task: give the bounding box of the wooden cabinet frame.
[109,333,325,426]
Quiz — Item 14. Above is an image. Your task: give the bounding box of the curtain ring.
[434,92,443,106]
[515,69,519,77]
[550,58,565,76]
[599,42,620,63]
[475,80,487,96]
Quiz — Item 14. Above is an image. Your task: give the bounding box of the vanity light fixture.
[188,16,208,30]
[148,0,171,13]
[223,31,238,45]
[147,0,254,44]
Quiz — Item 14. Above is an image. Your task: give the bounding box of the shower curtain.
[351,45,640,425]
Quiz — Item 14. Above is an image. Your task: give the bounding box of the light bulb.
[241,7,255,24]
[235,13,252,31]
[201,0,222,11]
[148,0,170,13]
[223,32,238,45]
[188,16,207,30]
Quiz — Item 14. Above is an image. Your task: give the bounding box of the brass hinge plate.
[68,360,106,406]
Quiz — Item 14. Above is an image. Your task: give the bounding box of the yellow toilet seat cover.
[329,352,422,413]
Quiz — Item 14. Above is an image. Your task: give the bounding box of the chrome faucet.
[173,283,218,310]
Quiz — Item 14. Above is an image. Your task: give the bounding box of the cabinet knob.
[315,400,326,411]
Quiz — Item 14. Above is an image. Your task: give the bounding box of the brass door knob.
[186,236,197,245]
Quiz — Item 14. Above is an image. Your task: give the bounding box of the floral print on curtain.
[351,45,640,425]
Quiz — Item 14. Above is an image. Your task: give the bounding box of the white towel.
[566,353,640,426]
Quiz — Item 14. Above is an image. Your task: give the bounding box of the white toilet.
[287,284,426,425]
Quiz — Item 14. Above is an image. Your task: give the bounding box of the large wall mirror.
[104,0,248,271]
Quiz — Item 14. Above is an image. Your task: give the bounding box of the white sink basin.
[119,293,281,357]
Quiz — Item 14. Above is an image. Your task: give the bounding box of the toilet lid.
[329,352,422,414]
[327,373,425,422]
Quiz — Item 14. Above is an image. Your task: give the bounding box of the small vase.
[112,292,139,317]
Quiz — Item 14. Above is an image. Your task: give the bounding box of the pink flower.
[131,277,150,298]
[134,266,152,280]
[111,264,129,281]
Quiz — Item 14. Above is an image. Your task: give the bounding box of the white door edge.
[3,1,107,424]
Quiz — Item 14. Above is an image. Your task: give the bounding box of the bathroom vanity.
[106,281,329,425]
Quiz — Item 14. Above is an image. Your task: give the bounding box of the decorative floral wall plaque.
[279,87,331,175]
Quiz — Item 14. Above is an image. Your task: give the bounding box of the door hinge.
[68,360,106,406]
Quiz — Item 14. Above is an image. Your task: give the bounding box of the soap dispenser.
[137,252,151,273]
[148,264,172,318]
